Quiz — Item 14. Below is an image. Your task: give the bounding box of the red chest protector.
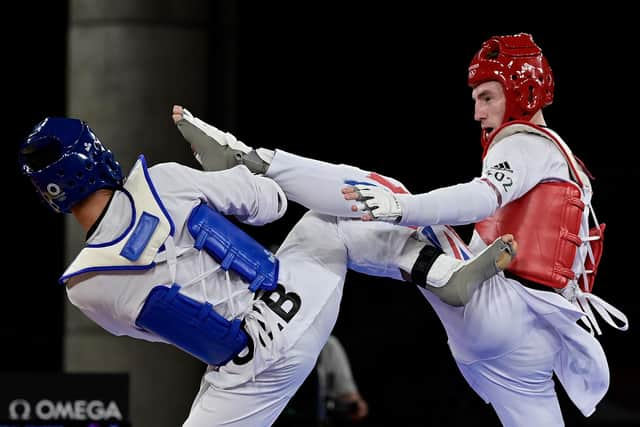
[474,122,604,292]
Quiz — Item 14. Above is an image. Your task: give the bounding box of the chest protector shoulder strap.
[474,122,604,291]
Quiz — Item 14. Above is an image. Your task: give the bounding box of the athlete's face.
[472,81,506,134]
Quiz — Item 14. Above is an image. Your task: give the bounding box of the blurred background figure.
[318,335,369,425]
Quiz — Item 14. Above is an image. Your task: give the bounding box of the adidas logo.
[490,161,512,173]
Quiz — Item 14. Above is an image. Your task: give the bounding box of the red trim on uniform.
[443,231,462,260]
[366,172,416,228]
[445,225,471,251]
[366,173,408,194]
[574,155,595,180]
[480,177,502,206]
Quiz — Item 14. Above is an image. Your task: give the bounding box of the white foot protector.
[427,236,517,306]
[174,107,255,172]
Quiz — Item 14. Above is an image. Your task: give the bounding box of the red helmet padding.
[468,33,554,123]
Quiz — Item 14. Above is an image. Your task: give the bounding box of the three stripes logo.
[490,161,512,173]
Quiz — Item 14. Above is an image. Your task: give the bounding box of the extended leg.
[172,105,391,218]
[173,106,517,303]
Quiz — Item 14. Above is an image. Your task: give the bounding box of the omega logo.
[8,398,123,420]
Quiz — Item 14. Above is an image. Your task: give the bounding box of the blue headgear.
[19,117,124,213]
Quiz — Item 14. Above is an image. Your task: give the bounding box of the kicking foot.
[418,235,517,306]
[172,105,269,174]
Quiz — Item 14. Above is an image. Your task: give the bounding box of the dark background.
[6,2,639,426]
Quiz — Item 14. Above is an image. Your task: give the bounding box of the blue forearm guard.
[135,284,248,366]
[188,203,278,292]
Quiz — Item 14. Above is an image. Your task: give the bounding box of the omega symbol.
[9,399,31,420]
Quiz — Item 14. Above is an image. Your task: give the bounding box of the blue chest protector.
[136,202,280,366]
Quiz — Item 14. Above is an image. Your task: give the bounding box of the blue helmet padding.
[19,117,124,213]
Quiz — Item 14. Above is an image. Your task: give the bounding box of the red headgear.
[468,33,554,151]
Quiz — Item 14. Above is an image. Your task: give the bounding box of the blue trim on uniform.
[139,155,175,237]
[59,263,155,284]
[421,226,442,250]
[344,179,378,186]
[85,189,136,248]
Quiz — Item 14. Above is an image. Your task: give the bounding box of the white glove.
[352,184,403,222]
